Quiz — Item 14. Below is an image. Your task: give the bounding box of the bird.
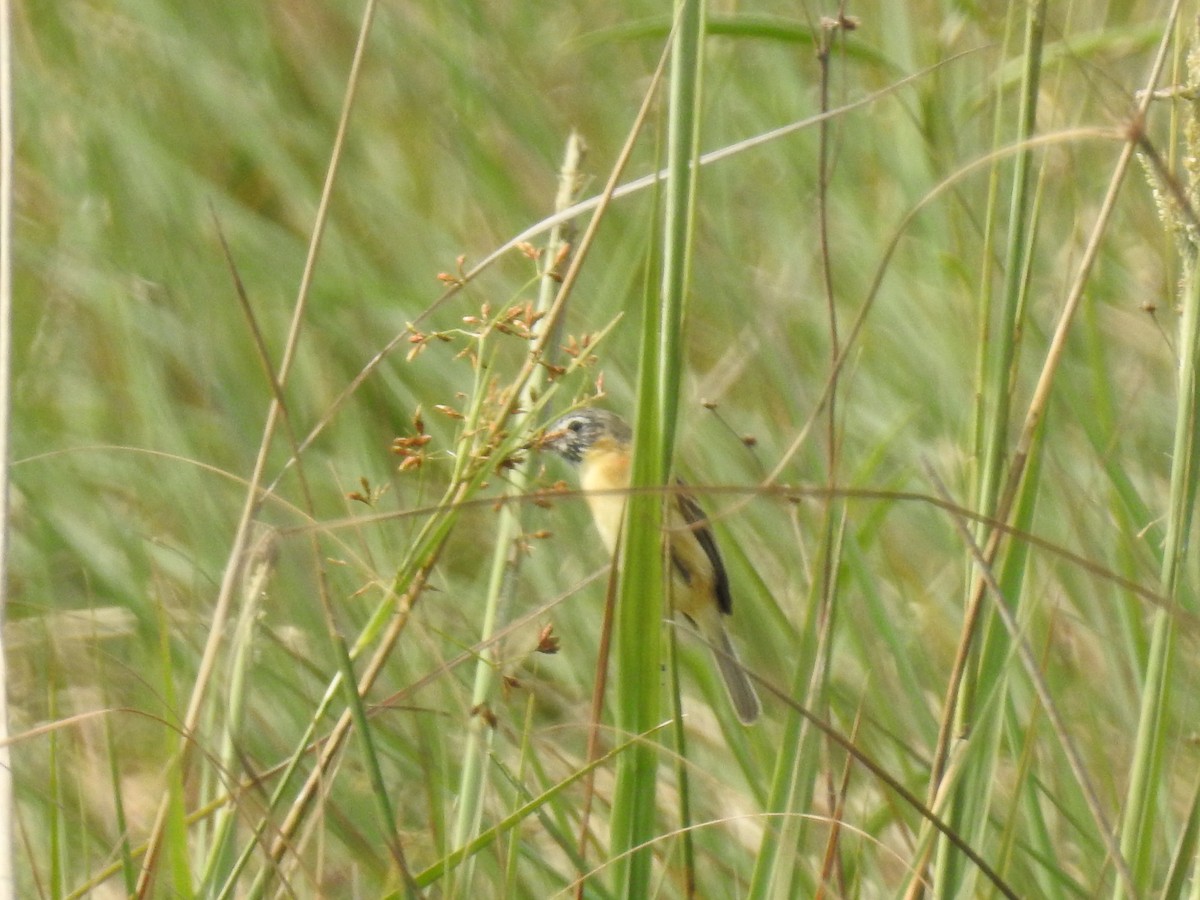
[544,408,761,724]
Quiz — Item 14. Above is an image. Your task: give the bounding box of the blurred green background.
[9,0,1198,896]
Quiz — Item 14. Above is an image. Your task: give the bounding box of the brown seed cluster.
[346,476,390,506]
[391,407,433,472]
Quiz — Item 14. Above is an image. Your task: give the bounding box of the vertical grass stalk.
[925,5,1046,895]
[610,0,704,893]
[446,133,585,895]
[1117,182,1200,897]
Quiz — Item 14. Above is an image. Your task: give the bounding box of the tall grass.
[8,1,1200,897]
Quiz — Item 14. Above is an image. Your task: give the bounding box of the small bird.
[544,408,761,724]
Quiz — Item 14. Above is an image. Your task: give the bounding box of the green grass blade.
[611,1,705,894]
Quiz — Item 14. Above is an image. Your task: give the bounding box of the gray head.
[544,409,632,464]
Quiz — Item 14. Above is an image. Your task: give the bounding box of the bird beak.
[539,427,569,453]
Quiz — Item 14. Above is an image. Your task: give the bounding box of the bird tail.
[704,618,761,725]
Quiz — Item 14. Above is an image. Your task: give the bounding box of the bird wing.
[672,483,734,617]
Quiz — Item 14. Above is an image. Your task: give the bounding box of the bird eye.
[568,420,584,433]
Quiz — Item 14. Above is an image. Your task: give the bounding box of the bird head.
[542,409,632,464]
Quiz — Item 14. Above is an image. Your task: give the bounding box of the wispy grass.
[9,1,1200,897]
